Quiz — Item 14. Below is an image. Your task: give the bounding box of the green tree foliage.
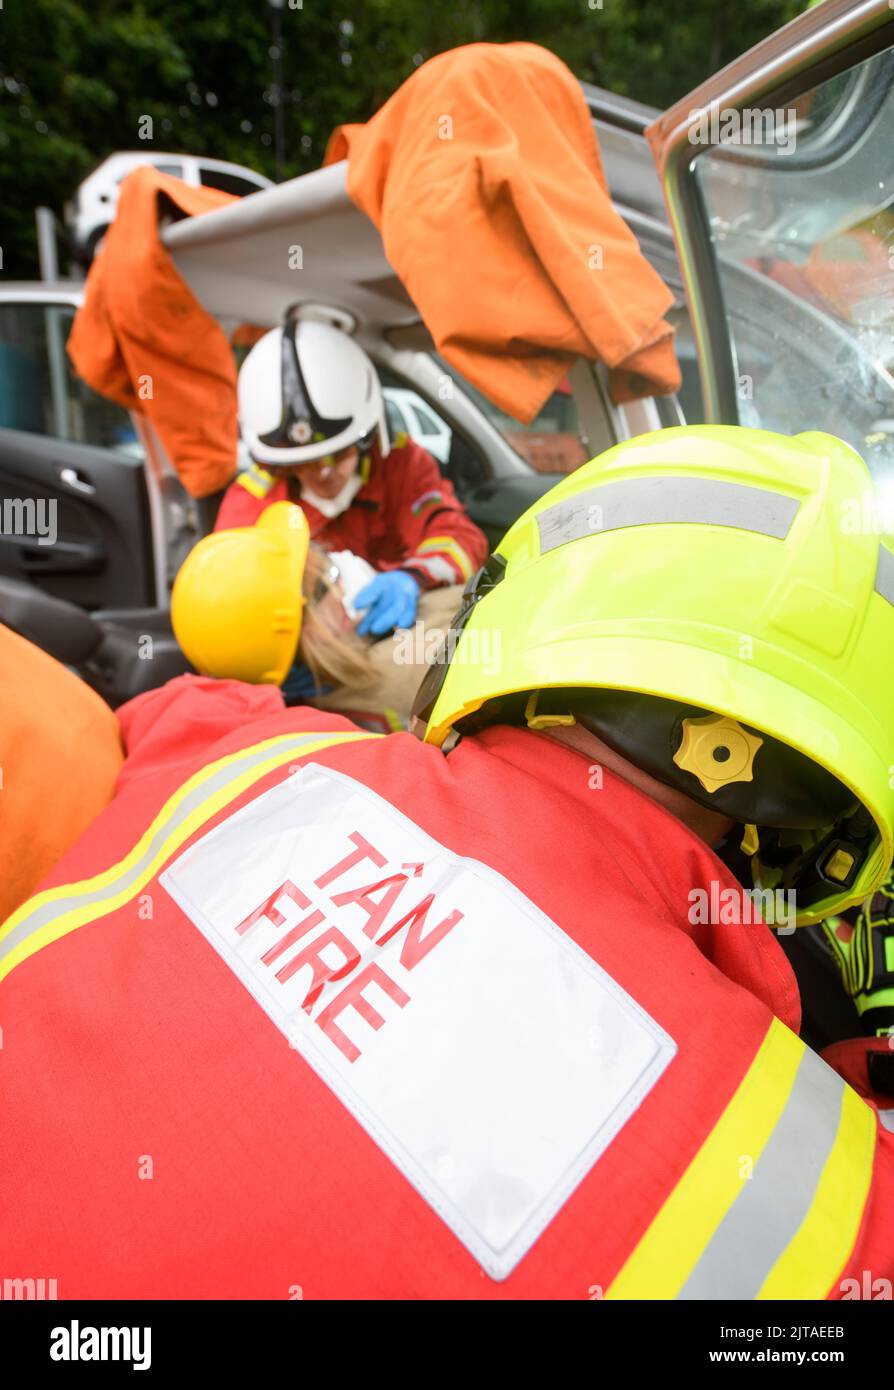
[0,0,801,277]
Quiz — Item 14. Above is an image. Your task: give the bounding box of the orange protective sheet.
[67,168,240,498]
[325,42,681,421]
[0,625,123,925]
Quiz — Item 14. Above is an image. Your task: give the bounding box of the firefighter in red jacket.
[1,425,893,1300]
[216,317,487,636]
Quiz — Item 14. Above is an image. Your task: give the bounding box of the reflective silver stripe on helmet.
[537,477,800,554]
[875,544,894,607]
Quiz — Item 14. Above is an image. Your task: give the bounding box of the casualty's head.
[171,502,310,685]
[170,503,374,692]
[237,317,389,500]
[411,425,894,924]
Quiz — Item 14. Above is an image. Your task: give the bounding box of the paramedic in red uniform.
[216,317,487,637]
[1,426,894,1300]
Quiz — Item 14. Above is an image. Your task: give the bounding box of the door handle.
[0,533,105,574]
[59,466,96,496]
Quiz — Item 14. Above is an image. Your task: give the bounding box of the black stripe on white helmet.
[238,318,389,467]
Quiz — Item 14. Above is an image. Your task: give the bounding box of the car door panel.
[0,429,154,608]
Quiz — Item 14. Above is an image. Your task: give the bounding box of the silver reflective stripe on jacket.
[679,1046,845,1300]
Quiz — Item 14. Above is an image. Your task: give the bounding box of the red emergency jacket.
[1,675,891,1299]
[215,434,488,589]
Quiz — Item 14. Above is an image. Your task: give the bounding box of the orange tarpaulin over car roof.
[325,42,681,422]
[68,169,240,499]
[68,45,679,490]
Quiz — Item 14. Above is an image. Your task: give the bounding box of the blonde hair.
[299,546,376,692]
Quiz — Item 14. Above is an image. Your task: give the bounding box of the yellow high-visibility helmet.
[411,425,894,923]
[171,501,309,686]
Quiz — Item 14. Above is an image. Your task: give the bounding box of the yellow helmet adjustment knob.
[673,714,763,795]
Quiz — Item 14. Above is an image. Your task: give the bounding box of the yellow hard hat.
[171,501,310,685]
[412,425,894,922]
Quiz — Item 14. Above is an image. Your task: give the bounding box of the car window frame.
[199,166,266,197]
[408,401,441,438]
[648,2,894,424]
[0,296,143,455]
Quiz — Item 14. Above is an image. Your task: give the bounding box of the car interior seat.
[0,576,191,707]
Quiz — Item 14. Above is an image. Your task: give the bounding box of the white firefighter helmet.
[238,318,390,467]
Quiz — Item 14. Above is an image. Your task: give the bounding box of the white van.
[66,151,273,262]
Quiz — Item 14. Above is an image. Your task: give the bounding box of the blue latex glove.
[355,570,420,636]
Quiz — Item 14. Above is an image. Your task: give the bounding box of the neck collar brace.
[300,471,363,519]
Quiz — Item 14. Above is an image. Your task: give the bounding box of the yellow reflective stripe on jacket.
[606,1018,875,1300]
[414,534,474,581]
[237,464,276,500]
[0,731,376,985]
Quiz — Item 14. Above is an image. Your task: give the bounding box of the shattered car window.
[695,47,894,487]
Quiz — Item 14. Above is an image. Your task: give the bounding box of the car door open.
[0,297,156,609]
[646,0,894,488]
